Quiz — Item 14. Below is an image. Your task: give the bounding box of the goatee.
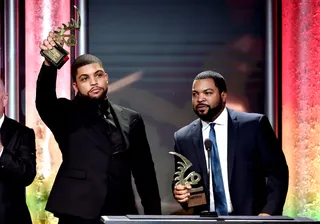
[193,98,223,122]
[77,90,108,105]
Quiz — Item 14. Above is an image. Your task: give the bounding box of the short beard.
[78,88,108,104]
[88,88,108,100]
[193,98,224,122]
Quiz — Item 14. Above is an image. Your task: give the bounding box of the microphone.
[204,138,212,175]
[200,138,218,217]
[204,138,212,149]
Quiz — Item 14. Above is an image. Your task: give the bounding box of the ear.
[105,73,109,83]
[72,82,79,94]
[221,91,227,103]
[2,93,8,108]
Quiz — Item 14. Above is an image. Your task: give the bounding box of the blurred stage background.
[1,0,320,223]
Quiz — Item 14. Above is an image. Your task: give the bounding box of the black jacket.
[36,64,161,219]
[0,116,36,224]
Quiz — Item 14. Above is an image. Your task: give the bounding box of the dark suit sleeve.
[0,128,36,186]
[258,116,289,215]
[36,63,69,133]
[130,114,162,215]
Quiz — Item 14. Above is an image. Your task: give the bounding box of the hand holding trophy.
[40,5,81,69]
[170,152,207,207]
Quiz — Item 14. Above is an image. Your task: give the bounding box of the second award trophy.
[170,152,207,207]
[40,5,81,69]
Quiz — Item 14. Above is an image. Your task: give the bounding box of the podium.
[100,215,318,223]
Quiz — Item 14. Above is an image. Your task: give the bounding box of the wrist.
[43,60,51,66]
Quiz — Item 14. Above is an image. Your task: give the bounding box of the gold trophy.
[170,152,207,207]
[40,5,81,69]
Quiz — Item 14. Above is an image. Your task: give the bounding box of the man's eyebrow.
[78,70,104,78]
[78,74,89,79]
[94,69,104,74]
[192,88,214,92]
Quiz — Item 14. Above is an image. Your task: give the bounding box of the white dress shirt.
[201,107,233,213]
[0,114,4,157]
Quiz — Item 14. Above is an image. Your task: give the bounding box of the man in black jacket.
[0,79,36,224]
[37,32,161,224]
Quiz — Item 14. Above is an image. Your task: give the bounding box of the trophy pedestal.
[40,43,69,69]
[187,191,207,207]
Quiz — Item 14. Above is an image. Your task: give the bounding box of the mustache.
[89,87,103,93]
[196,104,209,108]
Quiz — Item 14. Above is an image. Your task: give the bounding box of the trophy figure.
[40,5,81,69]
[170,152,207,207]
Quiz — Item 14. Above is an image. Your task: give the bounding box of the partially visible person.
[0,79,36,224]
[172,70,288,216]
[36,32,161,224]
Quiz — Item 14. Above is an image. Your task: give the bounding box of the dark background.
[88,0,266,214]
[0,0,266,215]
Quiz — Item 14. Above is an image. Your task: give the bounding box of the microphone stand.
[200,139,218,217]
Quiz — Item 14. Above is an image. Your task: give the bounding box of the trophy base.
[40,43,69,69]
[187,192,207,207]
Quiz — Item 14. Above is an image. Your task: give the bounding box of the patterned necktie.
[209,123,228,215]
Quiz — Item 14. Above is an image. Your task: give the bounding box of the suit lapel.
[191,119,209,189]
[227,108,238,185]
[109,102,130,150]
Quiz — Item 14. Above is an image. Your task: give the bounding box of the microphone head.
[204,138,213,151]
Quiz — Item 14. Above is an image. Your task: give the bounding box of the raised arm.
[36,32,69,131]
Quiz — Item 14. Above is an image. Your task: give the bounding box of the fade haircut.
[194,70,227,93]
[71,54,103,82]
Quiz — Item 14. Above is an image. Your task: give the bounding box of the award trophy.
[40,5,81,69]
[170,152,207,207]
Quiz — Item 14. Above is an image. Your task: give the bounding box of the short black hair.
[71,54,103,81]
[194,70,227,93]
